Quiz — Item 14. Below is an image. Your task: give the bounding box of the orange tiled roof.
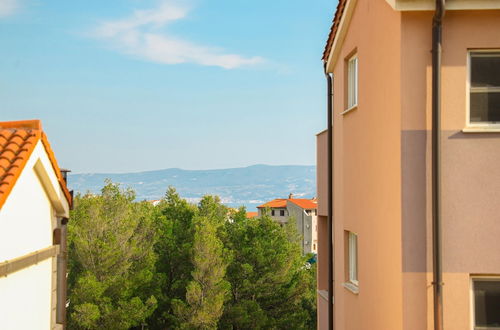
[257,199,287,209]
[246,212,258,219]
[288,199,317,210]
[322,0,348,61]
[0,120,72,209]
[257,198,317,210]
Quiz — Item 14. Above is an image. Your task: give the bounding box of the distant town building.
[258,194,318,254]
[246,211,258,219]
[0,120,72,329]
[147,199,161,206]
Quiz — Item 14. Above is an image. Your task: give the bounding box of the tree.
[220,213,316,329]
[67,181,158,330]
[148,187,197,329]
[173,214,230,329]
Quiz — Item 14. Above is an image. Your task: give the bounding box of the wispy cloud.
[0,0,19,17]
[92,1,264,69]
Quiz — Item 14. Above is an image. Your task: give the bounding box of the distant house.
[246,211,258,219]
[148,199,161,206]
[0,120,72,329]
[257,194,318,254]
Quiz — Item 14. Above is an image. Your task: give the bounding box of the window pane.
[470,92,500,123]
[347,56,358,109]
[471,54,500,88]
[348,232,358,283]
[474,280,500,327]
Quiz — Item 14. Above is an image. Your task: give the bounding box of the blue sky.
[0,0,335,173]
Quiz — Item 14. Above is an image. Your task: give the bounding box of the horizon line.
[69,163,316,176]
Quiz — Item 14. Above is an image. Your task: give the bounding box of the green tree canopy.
[67,181,158,329]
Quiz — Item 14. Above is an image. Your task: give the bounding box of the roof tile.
[323,0,348,61]
[0,120,72,209]
[258,198,317,210]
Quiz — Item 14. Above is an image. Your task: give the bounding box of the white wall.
[0,141,55,261]
[0,140,68,330]
[0,259,53,329]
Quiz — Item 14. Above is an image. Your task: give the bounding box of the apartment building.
[316,1,500,329]
[258,194,318,254]
[0,120,72,329]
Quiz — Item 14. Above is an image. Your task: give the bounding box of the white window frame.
[470,276,500,330]
[346,54,358,112]
[348,231,358,286]
[466,50,500,130]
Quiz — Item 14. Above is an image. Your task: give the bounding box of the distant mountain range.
[68,165,316,211]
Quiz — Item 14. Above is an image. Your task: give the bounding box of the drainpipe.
[324,62,334,330]
[432,1,445,330]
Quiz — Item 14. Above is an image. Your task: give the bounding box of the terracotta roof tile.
[257,198,317,210]
[0,120,72,209]
[288,199,317,210]
[246,212,258,219]
[323,0,348,61]
[257,199,287,209]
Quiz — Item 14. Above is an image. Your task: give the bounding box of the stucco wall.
[0,141,55,261]
[287,201,317,254]
[322,0,404,329]
[317,130,328,217]
[320,2,500,329]
[401,9,500,330]
[0,259,53,329]
[0,140,64,329]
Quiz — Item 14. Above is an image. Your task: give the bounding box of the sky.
[0,0,336,173]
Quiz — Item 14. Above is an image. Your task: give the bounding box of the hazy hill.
[68,165,316,211]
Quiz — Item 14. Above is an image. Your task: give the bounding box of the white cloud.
[92,0,264,69]
[0,0,19,17]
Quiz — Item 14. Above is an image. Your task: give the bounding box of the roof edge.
[40,133,73,207]
[0,120,42,130]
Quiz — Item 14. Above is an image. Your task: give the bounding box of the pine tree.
[174,214,230,329]
[67,181,158,330]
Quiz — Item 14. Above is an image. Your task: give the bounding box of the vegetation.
[67,182,316,329]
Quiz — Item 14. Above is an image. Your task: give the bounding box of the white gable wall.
[0,140,69,330]
[0,141,57,261]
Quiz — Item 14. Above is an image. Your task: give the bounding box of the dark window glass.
[470,92,500,123]
[474,279,500,328]
[280,210,285,216]
[471,54,500,87]
[470,53,500,124]
[271,210,275,216]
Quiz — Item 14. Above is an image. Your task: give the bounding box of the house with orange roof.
[257,194,318,254]
[0,120,72,329]
[246,211,258,219]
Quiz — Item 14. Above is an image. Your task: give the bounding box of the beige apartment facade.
[317,1,500,329]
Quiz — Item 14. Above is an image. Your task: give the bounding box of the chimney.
[288,193,294,199]
[60,168,71,184]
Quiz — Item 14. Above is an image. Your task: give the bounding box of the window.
[347,54,358,110]
[306,209,312,215]
[280,210,285,216]
[271,210,275,216]
[472,278,500,330]
[348,232,358,285]
[468,51,500,126]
